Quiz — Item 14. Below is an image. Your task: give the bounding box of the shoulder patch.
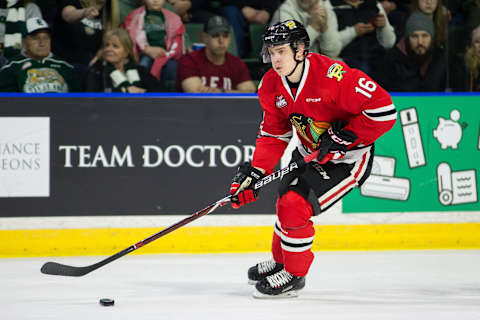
[326,63,346,82]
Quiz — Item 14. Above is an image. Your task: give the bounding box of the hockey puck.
[99,298,114,306]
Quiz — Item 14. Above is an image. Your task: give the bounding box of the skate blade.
[248,279,258,285]
[252,289,299,299]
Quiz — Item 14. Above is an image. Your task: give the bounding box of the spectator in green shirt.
[0,17,80,92]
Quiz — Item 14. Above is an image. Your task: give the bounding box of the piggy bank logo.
[433,109,464,149]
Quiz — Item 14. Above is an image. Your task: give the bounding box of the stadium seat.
[184,23,204,47]
[248,23,267,60]
[243,23,268,80]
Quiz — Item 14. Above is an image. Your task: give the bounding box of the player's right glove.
[229,162,265,209]
[316,121,357,164]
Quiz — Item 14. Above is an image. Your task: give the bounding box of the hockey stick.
[40,149,320,277]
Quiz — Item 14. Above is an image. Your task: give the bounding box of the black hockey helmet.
[261,20,310,63]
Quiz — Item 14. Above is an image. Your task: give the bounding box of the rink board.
[1,222,480,257]
[1,93,479,257]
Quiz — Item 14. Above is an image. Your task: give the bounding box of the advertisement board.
[0,96,277,216]
[343,95,479,212]
[1,94,478,217]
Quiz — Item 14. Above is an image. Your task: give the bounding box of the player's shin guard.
[275,191,315,277]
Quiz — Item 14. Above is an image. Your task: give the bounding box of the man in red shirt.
[228,20,397,298]
[175,15,256,93]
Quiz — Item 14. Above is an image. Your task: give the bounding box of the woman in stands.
[84,28,162,92]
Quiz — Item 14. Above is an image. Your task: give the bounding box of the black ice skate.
[247,259,284,285]
[253,269,305,299]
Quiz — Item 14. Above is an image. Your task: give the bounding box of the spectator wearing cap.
[0,0,43,61]
[0,17,80,92]
[175,15,256,93]
[376,11,446,91]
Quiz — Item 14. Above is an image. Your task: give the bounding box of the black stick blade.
[41,262,92,277]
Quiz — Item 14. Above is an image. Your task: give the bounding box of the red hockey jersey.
[252,53,397,173]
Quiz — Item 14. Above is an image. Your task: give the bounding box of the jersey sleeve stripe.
[258,129,293,142]
[363,104,396,114]
[362,110,397,122]
[362,104,397,122]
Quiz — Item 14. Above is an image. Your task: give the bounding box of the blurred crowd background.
[0,0,478,93]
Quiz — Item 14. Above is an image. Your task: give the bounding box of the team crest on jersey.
[289,113,330,149]
[275,95,288,108]
[326,63,346,82]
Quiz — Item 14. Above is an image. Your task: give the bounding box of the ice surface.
[1,251,480,320]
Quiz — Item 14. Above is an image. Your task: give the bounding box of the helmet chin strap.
[286,54,304,79]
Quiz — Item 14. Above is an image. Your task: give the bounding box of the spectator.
[84,28,162,92]
[0,18,79,92]
[377,11,446,91]
[451,25,480,92]
[331,0,396,77]
[0,0,43,61]
[463,25,480,91]
[52,0,120,76]
[176,15,256,93]
[272,0,342,58]
[464,25,480,91]
[219,1,279,58]
[124,0,184,88]
[410,0,448,48]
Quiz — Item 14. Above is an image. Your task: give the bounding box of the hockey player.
[229,20,397,298]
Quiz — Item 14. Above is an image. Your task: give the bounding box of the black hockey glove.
[229,162,265,209]
[316,121,357,164]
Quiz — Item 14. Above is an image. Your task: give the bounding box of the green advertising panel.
[343,95,480,213]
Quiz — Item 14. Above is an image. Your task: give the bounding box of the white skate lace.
[266,269,293,288]
[257,260,277,275]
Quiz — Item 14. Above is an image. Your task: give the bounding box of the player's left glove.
[316,121,357,164]
[229,162,265,209]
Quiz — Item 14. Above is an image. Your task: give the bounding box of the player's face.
[23,31,51,60]
[268,44,296,76]
[144,0,165,11]
[204,32,231,56]
[418,0,437,15]
[103,35,129,66]
[408,31,432,55]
